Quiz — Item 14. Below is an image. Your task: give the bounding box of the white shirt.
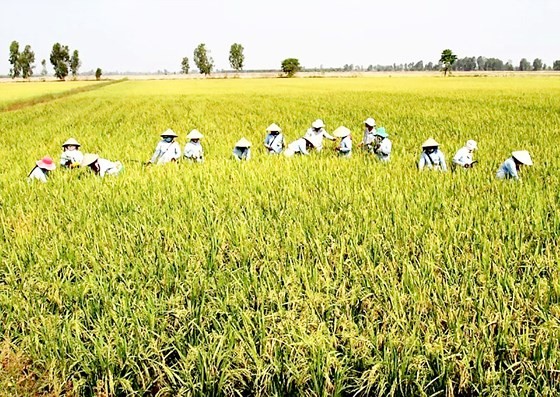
[98,158,123,177]
[233,147,251,161]
[375,138,392,162]
[285,138,310,156]
[149,140,181,165]
[264,133,284,154]
[453,147,474,167]
[362,128,376,147]
[184,141,204,162]
[304,128,334,152]
[418,150,447,171]
[496,157,519,180]
[28,167,48,183]
[337,136,352,157]
[60,150,84,167]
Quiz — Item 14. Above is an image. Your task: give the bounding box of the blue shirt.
[419,150,447,171]
[496,157,519,180]
[264,133,284,154]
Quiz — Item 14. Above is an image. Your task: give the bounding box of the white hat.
[512,150,533,166]
[160,129,178,138]
[36,156,56,171]
[81,153,99,166]
[62,138,80,147]
[333,126,351,138]
[466,140,477,150]
[364,118,376,127]
[187,129,203,140]
[266,123,282,132]
[311,119,325,129]
[422,138,440,148]
[235,137,252,148]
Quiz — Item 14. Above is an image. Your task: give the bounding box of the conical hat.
[364,117,376,127]
[333,126,351,138]
[160,129,178,138]
[422,138,439,148]
[81,153,99,166]
[512,150,533,165]
[266,123,282,132]
[187,129,203,140]
[36,156,56,171]
[375,127,388,138]
[235,137,252,148]
[62,138,80,147]
[312,119,325,129]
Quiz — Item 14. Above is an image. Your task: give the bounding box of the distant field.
[1,77,560,396]
[0,80,101,108]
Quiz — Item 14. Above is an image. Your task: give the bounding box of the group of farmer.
[28,117,533,183]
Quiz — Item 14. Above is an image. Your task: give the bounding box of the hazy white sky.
[1,0,559,74]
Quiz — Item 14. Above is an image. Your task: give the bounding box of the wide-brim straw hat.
[466,140,477,150]
[266,123,282,133]
[512,150,533,165]
[333,126,351,138]
[160,129,178,138]
[422,138,440,148]
[36,156,56,171]
[364,117,376,127]
[81,153,99,166]
[312,119,325,129]
[375,127,388,138]
[235,137,252,148]
[62,138,80,147]
[187,129,203,140]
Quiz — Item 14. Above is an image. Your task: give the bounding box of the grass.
[0,76,559,396]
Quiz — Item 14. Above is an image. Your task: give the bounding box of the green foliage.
[532,58,543,71]
[8,40,21,78]
[281,58,301,77]
[70,50,81,77]
[193,43,214,75]
[50,43,70,80]
[19,45,35,79]
[439,49,457,76]
[229,43,244,71]
[95,68,102,80]
[181,57,189,74]
[554,60,560,71]
[519,58,531,71]
[40,59,47,77]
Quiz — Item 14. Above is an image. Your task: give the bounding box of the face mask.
[164,137,173,143]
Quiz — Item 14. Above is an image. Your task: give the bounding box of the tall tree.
[553,60,560,71]
[476,56,487,71]
[41,59,48,77]
[70,50,81,77]
[519,58,531,71]
[50,43,70,80]
[229,43,244,71]
[8,41,21,78]
[439,49,457,77]
[193,44,214,75]
[19,45,35,79]
[181,57,189,74]
[281,58,301,77]
[95,68,102,80]
[532,58,543,71]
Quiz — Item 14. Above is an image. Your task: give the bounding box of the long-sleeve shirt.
[418,150,447,171]
[304,128,334,152]
[60,150,84,167]
[232,147,251,161]
[374,138,392,162]
[453,147,473,167]
[98,159,123,177]
[264,133,284,154]
[496,157,519,180]
[285,138,310,156]
[184,142,204,162]
[337,136,352,157]
[362,128,376,148]
[149,140,181,164]
[28,167,48,183]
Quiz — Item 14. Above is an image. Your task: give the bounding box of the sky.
[1,0,559,74]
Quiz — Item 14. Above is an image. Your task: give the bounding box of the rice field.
[1,76,560,396]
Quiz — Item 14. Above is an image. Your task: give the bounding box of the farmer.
[81,153,123,177]
[304,119,335,152]
[496,150,533,180]
[453,140,478,169]
[263,123,284,154]
[359,117,377,152]
[147,129,181,165]
[418,138,447,171]
[183,129,204,162]
[28,156,56,183]
[60,138,84,168]
[232,138,252,161]
[333,126,352,157]
[373,127,392,162]
[284,136,314,157]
